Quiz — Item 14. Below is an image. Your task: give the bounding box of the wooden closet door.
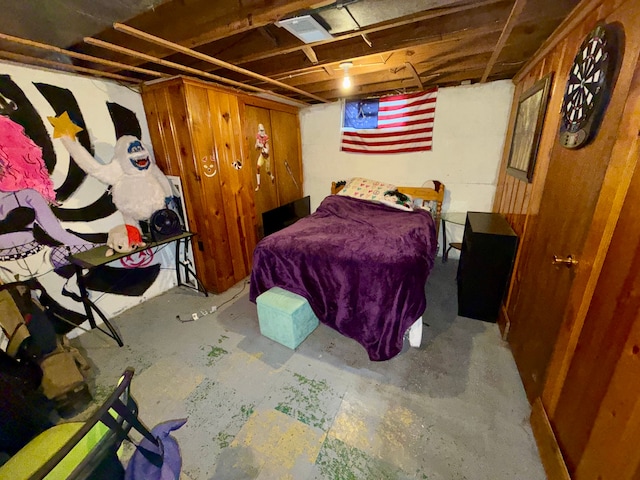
[244,105,278,237]
[183,84,236,292]
[207,89,257,281]
[270,110,303,206]
[142,82,229,294]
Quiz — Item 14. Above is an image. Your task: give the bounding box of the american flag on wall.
[340,87,438,154]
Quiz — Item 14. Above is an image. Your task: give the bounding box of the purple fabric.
[250,195,437,361]
[125,418,187,480]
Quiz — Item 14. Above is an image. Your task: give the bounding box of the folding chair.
[0,367,159,480]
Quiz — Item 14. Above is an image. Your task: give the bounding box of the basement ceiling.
[0,0,581,105]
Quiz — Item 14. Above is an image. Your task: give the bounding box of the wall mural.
[0,70,175,336]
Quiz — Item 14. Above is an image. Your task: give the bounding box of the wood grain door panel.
[270,109,303,205]
[184,84,236,292]
[207,89,256,282]
[507,7,631,402]
[244,104,278,237]
[143,83,225,293]
[549,4,640,474]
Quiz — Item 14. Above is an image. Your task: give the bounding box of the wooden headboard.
[331,181,445,240]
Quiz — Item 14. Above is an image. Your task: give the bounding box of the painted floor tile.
[259,368,347,432]
[216,408,325,479]
[178,378,257,478]
[309,436,423,480]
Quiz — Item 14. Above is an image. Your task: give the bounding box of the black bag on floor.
[0,350,53,456]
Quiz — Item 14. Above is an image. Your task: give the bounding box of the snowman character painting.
[49,112,173,243]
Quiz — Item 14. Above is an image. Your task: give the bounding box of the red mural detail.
[120,249,154,268]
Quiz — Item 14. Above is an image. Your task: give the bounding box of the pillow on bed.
[337,177,397,202]
[379,189,414,211]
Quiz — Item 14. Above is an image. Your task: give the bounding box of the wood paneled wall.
[492,0,640,477]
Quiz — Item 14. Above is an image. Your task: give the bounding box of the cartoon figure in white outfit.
[50,112,173,246]
[255,123,274,191]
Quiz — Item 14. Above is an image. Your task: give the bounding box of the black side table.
[457,212,518,322]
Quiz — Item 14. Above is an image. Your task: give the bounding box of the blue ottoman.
[256,287,319,350]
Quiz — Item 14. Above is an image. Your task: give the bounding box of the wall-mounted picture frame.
[506,73,553,183]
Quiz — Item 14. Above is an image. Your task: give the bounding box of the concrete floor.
[71,259,545,479]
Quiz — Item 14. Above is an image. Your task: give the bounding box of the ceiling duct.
[275,15,333,44]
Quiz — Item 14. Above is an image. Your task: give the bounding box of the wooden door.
[207,89,257,283]
[507,9,636,401]
[270,109,303,205]
[183,84,236,292]
[555,138,640,476]
[142,81,231,293]
[244,105,278,237]
[544,8,640,476]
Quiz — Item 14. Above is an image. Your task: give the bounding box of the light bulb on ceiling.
[340,62,353,90]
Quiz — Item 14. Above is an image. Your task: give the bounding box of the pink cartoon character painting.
[0,93,95,279]
[254,123,274,191]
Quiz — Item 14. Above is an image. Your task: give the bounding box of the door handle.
[552,255,578,268]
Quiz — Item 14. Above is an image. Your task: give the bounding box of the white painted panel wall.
[300,80,514,257]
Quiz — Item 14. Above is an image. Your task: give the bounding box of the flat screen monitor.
[262,196,310,237]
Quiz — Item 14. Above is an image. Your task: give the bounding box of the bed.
[249,178,444,361]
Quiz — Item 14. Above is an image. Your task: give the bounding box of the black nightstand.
[457,212,518,322]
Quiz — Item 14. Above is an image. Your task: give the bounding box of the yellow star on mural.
[47,111,84,139]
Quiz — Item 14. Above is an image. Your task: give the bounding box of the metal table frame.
[68,231,207,346]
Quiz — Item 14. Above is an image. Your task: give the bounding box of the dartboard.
[559,23,621,149]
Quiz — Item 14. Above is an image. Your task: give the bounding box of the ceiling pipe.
[83,37,310,106]
[0,50,140,83]
[112,23,329,103]
[0,32,168,79]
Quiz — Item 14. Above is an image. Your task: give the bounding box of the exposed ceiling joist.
[405,62,424,90]
[221,22,504,86]
[0,32,167,79]
[195,0,504,72]
[112,23,329,103]
[0,50,140,83]
[481,0,528,82]
[262,30,502,89]
[83,37,310,105]
[83,0,336,71]
[0,0,581,104]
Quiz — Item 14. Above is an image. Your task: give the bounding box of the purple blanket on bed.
[250,195,437,361]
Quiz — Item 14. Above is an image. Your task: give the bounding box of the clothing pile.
[0,279,91,457]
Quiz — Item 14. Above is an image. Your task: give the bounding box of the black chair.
[0,367,159,480]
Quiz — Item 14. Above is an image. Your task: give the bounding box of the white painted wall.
[300,80,514,257]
